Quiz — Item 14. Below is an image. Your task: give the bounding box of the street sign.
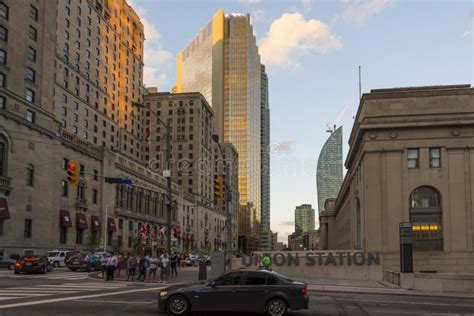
[120,178,134,185]
[104,177,134,185]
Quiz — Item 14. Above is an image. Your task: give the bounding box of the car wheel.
[8,263,13,270]
[53,261,59,268]
[167,295,190,315]
[70,268,76,272]
[266,298,287,316]
[14,270,20,274]
[41,266,46,274]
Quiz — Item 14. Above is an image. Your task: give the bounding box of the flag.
[139,223,148,239]
[145,126,151,152]
[159,225,167,236]
[149,226,156,241]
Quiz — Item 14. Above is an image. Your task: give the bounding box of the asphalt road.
[1,268,474,316]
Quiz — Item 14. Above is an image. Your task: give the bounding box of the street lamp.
[211,134,233,270]
[132,102,173,257]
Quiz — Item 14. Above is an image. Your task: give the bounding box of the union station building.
[319,84,474,274]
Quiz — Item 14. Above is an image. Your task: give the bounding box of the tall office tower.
[143,90,214,205]
[260,64,271,251]
[295,204,315,235]
[55,0,145,161]
[176,10,262,252]
[316,126,343,214]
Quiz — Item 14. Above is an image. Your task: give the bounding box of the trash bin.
[198,260,207,281]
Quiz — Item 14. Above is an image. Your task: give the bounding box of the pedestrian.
[85,253,91,272]
[160,254,169,283]
[177,253,182,271]
[137,255,147,282]
[126,255,137,281]
[116,254,123,277]
[148,255,158,282]
[106,253,117,281]
[170,252,178,277]
[100,255,107,279]
[88,252,96,273]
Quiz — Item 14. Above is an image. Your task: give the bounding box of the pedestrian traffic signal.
[67,161,78,185]
[215,175,224,201]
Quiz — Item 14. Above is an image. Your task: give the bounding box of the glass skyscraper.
[295,204,315,235]
[176,10,262,252]
[316,126,343,214]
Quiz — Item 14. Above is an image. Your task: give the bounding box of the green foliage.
[85,231,102,252]
[132,236,144,255]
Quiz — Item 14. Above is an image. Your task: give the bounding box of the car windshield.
[46,252,59,257]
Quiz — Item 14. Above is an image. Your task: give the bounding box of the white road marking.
[0,297,21,301]
[312,297,474,308]
[74,299,155,304]
[0,286,165,309]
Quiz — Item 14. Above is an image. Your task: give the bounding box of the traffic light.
[67,161,78,185]
[214,175,224,201]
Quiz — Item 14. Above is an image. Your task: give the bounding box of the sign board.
[399,222,413,245]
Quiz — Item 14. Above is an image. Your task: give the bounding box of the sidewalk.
[88,268,474,299]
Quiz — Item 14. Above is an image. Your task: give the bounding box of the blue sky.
[130,0,473,243]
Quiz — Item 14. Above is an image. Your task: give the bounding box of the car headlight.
[159,291,168,297]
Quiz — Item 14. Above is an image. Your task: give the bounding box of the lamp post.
[133,102,172,257]
[211,135,233,271]
[104,198,124,253]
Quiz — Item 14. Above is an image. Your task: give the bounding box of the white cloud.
[301,0,314,12]
[239,0,262,4]
[250,10,267,24]
[337,0,391,25]
[259,12,342,70]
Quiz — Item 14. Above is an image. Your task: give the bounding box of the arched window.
[0,135,7,177]
[409,186,443,251]
[26,164,34,186]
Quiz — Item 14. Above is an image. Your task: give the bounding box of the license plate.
[73,261,79,264]
[25,263,32,266]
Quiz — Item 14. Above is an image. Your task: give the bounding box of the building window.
[0,49,6,64]
[26,110,35,122]
[28,26,37,41]
[24,219,32,238]
[0,136,7,177]
[60,227,68,244]
[407,149,419,169]
[92,189,98,204]
[26,164,34,186]
[26,90,35,103]
[0,3,8,19]
[76,229,83,245]
[0,73,5,87]
[107,232,112,246]
[118,219,123,230]
[27,46,36,62]
[0,26,7,41]
[26,68,36,82]
[30,5,38,21]
[0,219,3,236]
[410,186,443,252]
[0,96,5,109]
[429,148,441,168]
[61,180,68,197]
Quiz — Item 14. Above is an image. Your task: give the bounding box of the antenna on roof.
[359,65,362,100]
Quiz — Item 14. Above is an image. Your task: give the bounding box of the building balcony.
[0,175,13,196]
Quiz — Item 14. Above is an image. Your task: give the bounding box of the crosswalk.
[0,282,128,302]
[0,270,89,281]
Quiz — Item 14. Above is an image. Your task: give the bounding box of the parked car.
[184,257,193,267]
[158,269,308,316]
[45,250,72,267]
[14,255,53,274]
[0,256,15,270]
[64,251,77,265]
[67,253,101,272]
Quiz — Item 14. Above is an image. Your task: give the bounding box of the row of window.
[408,148,441,169]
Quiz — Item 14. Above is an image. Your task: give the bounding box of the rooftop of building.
[143,89,213,114]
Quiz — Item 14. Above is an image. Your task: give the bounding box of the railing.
[60,129,102,158]
[0,175,12,194]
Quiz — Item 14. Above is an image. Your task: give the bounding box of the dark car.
[158,269,308,316]
[14,255,53,274]
[0,256,15,270]
[67,253,101,271]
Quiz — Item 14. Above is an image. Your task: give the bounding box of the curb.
[308,288,474,299]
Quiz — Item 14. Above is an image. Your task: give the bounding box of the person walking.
[137,255,147,282]
[126,255,137,282]
[87,252,96,273]
[116,255,123,277]
[170,252,178,277]
[148,255,158,282]
[160,254,169,283]
[106,253,117,281]
[100,255,107,279]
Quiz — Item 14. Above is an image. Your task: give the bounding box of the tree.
[132,236,144,256]
[85,231,102,252]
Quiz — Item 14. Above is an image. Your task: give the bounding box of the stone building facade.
[320,85,474,274]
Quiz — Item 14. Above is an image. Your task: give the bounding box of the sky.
[129,0,473,243]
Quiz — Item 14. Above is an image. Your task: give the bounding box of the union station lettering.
[242,252,381,267]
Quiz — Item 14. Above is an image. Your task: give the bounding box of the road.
[0,268,473,315]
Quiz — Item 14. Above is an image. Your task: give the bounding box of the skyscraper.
[260,64,271,250]
[295,204,315,235]
[176,10,262,252]
[317,126,343,214]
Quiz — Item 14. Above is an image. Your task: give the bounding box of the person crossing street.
[105,253,117,281]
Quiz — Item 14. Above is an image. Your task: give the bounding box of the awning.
[107,218,117,232]
[76,213,88,229]
[60,210,72,228]
[91,215,101,231]
[0,198,10,220]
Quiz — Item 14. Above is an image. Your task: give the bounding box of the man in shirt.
[160,254,169,283]
[148,255,158,282]
[126,255,137,282]
[106,253,117,281]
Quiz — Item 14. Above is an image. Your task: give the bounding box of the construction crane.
[326,101,351,134]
